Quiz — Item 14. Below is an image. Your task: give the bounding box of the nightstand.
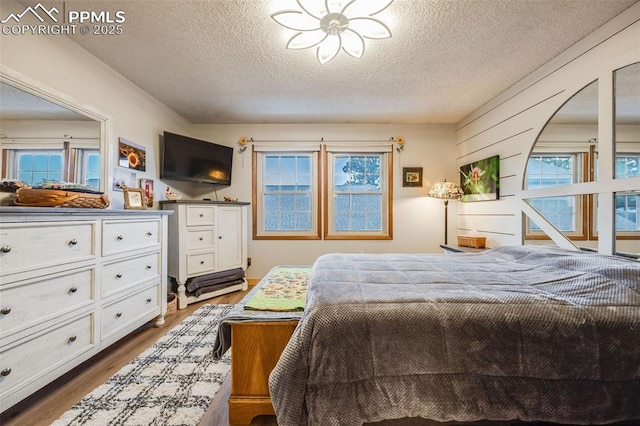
[440,244,488,254]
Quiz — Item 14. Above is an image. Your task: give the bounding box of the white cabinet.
[161,201,249,309]
[0,208,170,411]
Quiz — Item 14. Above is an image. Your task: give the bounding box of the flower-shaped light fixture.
[271,0,394,65]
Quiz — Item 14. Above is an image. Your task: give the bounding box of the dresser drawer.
[0,268,94,339]
[185,206,215,227]
[0,313,94,398]
[102,219,160,256]
[186,251,216,275]
[101,252,160,298]
[0,222,94,276]
[186,229,216,250]
[101,285,159,339]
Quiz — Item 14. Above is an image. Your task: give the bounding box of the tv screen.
[161,131,233,186]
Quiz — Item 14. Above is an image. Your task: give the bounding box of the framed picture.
[459,155,500,202]
[118,137,146,171]
[139,178,154,208]
[402,167,423,187]
[123,187,146,209]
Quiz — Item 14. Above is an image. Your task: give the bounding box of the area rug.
[53,304,233,426]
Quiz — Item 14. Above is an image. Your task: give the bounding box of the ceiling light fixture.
[271,0,394,65]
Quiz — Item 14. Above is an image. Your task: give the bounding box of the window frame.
[323,145,393,240]
[252,144,321,240]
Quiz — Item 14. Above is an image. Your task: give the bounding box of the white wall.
[454,4,640,255]
[0,0,191,209]
[189,123,457,278]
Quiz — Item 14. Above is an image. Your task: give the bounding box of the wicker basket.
[457,235,486,249]
[15,188,109,209]
[166,293,177,317]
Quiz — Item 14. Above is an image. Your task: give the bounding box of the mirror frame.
[0,65,110,194]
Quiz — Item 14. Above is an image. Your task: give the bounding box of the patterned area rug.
[53,304,233,426]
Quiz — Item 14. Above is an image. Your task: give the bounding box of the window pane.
[33,154,49,171]
[18,154,33,170]
[529,196,576,231]
[526,155,574,189]
[261,153,314,233]
[616,193,639,231]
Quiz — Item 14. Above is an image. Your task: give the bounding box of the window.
[253,142,392,240]
[325,145,392,239]
[525,154,586,238]
[253,144,320,239]
[14,150,63,185]
[4,145,100,190]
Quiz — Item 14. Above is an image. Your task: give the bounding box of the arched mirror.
[523,80,598,247]
[0,72,108,205]
[523,63,640,257]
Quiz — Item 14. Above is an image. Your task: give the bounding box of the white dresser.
[0,207,170,411]
[161,200,249,309]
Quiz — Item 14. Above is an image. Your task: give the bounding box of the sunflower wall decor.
[118,137,146,172]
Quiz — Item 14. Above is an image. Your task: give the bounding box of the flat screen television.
[160,131,233,186]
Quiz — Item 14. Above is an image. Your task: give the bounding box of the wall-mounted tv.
[160,131,233,186]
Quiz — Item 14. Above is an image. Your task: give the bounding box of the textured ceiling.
[8,0,640,124]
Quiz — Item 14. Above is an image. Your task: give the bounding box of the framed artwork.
[402,167,423,187]
[460,155,500,202]
[139,178,154,208]
[118,137,146,171]
[123,187,146,209]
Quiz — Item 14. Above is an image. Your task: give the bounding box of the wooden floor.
[0,283,277,426]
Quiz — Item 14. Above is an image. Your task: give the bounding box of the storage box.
[457,235,486,248]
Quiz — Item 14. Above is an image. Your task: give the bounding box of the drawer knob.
[218,236,222,239]
[1,368,11,377]
[1,307,11,315]
[146,298,152,303]
[0,245,11,254]
[116,273,123,279]
[116,235,124,241]
[68,238,78,246]
[199,237,203,241]
[69,286,78,293]
[68,336,77,343]
[200,261,205,265]
[146,265,152,270]
[199,213,203,217]
[147,232,152,236]
[116,312,122,318]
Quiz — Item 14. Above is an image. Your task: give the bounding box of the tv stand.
[160,200,250,309]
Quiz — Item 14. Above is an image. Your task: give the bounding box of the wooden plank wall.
[454,5,640,251]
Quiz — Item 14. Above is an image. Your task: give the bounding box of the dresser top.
[0,206,172,217]
[159,200,250,206]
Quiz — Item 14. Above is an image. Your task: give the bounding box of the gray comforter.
[268,246,640,425]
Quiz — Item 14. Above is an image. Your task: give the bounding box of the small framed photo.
[123,187,146,209]
[403,167,423,187]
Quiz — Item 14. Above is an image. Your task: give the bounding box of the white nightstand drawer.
[0,222,94,276]
[0,313,94,398]
[101,252,160,298]
[0,268,94,339]
[102,219,160,256]
[185,206,215,227]
[186,229,216,250]
[101,286,159,339]
[186,251,216,275]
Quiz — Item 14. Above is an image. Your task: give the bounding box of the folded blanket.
[244,266,310,312]
[186,267,245,292]
[192,278,245,297]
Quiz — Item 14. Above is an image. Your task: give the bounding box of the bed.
[268,245,640,425]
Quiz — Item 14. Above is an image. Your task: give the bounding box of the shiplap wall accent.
[454,3,640,252]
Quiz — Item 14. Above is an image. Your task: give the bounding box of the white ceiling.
[9,0,640,124]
